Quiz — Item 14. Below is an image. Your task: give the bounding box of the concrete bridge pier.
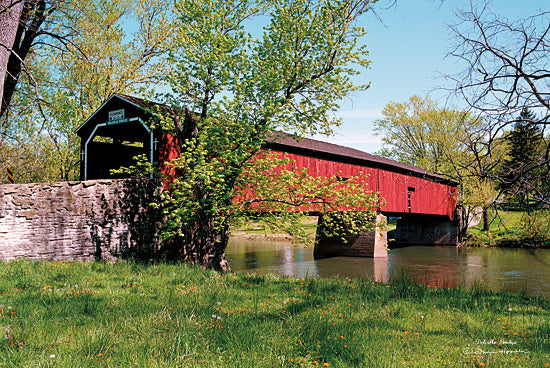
[314,214,388,259]
[392,214,459,246]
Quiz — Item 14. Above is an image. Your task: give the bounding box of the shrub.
[520,210,550,246]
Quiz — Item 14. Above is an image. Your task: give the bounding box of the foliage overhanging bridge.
[77,94,460,259]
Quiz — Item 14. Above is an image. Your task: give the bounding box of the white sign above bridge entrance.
[108,109,125,121]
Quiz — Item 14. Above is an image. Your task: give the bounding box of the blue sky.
[315,0,547,153]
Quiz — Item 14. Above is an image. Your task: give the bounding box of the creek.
[225,239,550,298]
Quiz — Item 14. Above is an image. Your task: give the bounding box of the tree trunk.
[0,0,24,114]
[481,207,490,232]
[457,206,468,243]
[0,0,48,119]
[177,218,231,272]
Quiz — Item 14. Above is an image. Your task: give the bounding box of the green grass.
[233,217,319,236]
[0,260,548,367]
[467,211,524,246]
[467,210,550,247]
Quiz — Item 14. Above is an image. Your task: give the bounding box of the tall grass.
[0,260,548,367]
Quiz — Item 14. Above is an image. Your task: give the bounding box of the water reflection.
[226,239,389,282]
[226,239,550,298]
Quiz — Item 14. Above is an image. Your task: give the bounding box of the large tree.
[500,108,547,209]
[446,3,550,208]
[447,4,550,125]
[373,95,470,176]
[0,0,24,112]
[0,0,53,120]
[156,0,379,271]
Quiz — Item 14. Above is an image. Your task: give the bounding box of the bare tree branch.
[443,3,550,125]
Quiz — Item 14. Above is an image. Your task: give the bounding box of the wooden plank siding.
[77,94,458,220]
[268,149,457,219]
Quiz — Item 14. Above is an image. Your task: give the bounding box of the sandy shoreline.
[229,232,294,242]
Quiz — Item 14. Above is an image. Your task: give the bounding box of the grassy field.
[466,210,550,248]
[0,261,548,367]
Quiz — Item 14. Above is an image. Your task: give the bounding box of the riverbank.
[233,210,550,249]
[0,260,548,367]
[231,217,319,244]
[231,231,295,242]
[465,210,550,248]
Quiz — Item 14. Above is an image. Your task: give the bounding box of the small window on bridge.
[93,136,113,144]
[407,187,415,213]
[122,141,144,148]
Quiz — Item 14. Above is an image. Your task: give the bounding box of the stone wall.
[0,179,162,262]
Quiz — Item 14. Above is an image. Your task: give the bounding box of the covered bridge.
[77,94,460,258]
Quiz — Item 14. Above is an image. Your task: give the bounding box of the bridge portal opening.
[84,119,153,180]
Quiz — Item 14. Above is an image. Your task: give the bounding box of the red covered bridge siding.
[264,134,461,258]
[266,133,457,219]
[77,94,460,259]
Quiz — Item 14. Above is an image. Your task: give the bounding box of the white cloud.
[312,131,381,144]
[310,132,383,153]
[335,109,384,119]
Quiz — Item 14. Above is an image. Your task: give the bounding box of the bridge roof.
[75,93,178,135]
[78,94,456,187]
[266,132,456,186]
